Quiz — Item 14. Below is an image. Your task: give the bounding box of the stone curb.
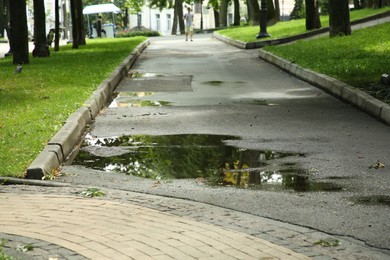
[26,39,150,179]
[258,49,390,126]
[213,11,390,49]
[0,177,70,187]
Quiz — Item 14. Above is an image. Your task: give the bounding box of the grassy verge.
[217,7,390,42]
[0,37,146,177]
[263,22,390,103]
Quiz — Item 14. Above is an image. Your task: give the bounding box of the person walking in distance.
[183,7,194,41]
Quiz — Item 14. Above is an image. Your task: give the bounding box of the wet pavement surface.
[60,34,390,257]
[2,34,390,259]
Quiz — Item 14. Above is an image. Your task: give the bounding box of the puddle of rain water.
[202,81,247,86]
[128,72,162,78]
[350,195,390,207]
[109,92,171,108]
[203,81,224,86]
[72,134,343,192]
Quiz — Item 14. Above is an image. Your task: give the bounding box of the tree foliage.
[290,0,304,19]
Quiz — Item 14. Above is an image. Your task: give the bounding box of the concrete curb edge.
[26,39,150,179]
[258,49,390,126]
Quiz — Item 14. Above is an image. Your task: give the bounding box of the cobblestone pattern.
[0,232,86,260]
[0,187,309,260]
[1,185,389,259]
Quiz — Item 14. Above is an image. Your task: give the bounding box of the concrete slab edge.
[0,176,71,187]
[26,39,150,179]
[258,49,390,126]
[213,32,247,49]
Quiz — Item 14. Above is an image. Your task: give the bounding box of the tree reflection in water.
[73,134,342,192]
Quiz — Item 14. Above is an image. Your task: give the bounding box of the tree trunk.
[353,0,362,9]
[177,0,184,34]
[247,0,260,25]
[373,0,385,8]
[171,0,178,35]
[62,2,68,39]
[219,0,228,27]
[0,0,5,37]
[123,7,129,28]
[33,0,50,57]
[233,0,240,26]
[0,0,11,55]
[246,0,251,22]
[75,0,85,45]
[305,0,321,30]
[329,0,351,37]
[70,0,79,48]
[274,0,281,21]
[70,0,85,48]
[54,0,60,51]
[9,0,29,64]
[267,0,277,25]
[214,10,220,28]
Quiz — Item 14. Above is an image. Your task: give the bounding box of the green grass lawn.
[263,22,390,91]
[0,37,146,177]
[217,7,390,42]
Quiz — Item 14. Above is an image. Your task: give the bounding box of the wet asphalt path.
[63,34,390,253]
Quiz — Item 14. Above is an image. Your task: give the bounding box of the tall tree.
[177,0,184,34]
[171,0,184,35]
[70,0,85,48]
[0,0,6,37]
[232,0,240,26]
[267,0,277,25]
[274,0,281,21]
[247,0,260,25]
[54,0,60,51]
[305,0,321,30]
[9,0,29,64]
[207,0,220,28]
[171,0,178,34]
[75,0,86,45]
[353,0,362,8]
[32,0,50,57]
[0,0,11,56]
[329,0,351,37]
[70,0,79,48]
[219,0,228,27]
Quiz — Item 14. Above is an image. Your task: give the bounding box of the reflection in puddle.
[221,168,344,192]
[109,92,171,108]
[202,81,247,86]
[73,134,343,192]
[128,72,161,78]
[203,81,224,86]
[351,195,390,206]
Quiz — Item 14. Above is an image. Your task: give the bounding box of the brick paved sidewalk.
[0,192,310,260]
